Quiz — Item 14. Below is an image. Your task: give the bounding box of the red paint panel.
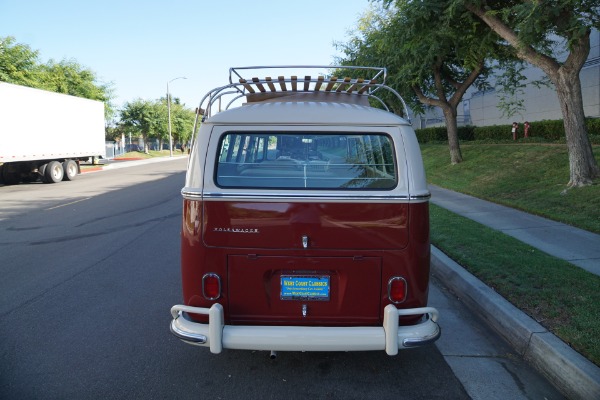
[203,201,408,250]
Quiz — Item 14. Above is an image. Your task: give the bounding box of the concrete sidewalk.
[429,185,600,275]
[429,184,600,399]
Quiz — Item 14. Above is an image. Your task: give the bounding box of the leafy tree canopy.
[0,36,39,86]
[0,36,115,120]
[119,98,195,151]
[336,0,520,163]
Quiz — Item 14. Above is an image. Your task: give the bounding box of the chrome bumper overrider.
[170,304,440,355]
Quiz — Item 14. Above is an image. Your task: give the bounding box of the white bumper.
[170,303,440,355]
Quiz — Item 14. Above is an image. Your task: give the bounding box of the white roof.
[205,100,410,126]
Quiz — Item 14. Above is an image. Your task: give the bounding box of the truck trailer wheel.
[62,160,78,181]
[38,163,48,183]
[44,161,64,183]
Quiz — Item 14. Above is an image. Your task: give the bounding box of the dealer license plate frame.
[280,275,330,301]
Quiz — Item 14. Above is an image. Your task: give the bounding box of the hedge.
[415,125,475,143]
[415,118,600,144]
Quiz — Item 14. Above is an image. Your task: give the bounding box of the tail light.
[388,276,407,304]
[202,273,221,300]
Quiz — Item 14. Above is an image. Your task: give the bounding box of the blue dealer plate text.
[280,275,330,301]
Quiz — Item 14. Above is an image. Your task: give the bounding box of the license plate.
[280,275,330,301]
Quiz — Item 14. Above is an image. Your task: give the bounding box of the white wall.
[420,29,600,128]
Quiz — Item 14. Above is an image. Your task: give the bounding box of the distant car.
[125,144,141,152]
[170,66,440,357]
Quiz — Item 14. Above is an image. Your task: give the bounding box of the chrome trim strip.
[202,273,222,301]
[185,191,408,201]
[403,324,441,348]
[410,193,431,200]
[170,312,208,344]
[388,276,408,304]
[182,188,430,201]
[181,189,202,199]
[182,189,430,202]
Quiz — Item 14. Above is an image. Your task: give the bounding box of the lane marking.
[46,197,91,210]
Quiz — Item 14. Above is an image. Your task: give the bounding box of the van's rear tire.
[62,160,78,181]
[44,161,64,183]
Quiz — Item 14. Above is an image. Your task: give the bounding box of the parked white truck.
[0,82,106,185]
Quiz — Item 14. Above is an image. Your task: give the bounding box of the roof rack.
[196,65,411,123]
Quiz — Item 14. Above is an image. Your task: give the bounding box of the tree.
[338,1,514,164]
[105,122,127,142]
[119,99,161,153]
[119,98,195,152]
[38,59,111,100]
[460,0,599,187]
[168,98,195,148]
[0,36,40,86]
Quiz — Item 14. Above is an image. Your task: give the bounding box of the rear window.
[215,132,397,189]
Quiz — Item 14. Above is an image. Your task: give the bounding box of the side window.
[216,132,397,190]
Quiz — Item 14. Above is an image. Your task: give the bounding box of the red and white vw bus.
[170,66,439,356]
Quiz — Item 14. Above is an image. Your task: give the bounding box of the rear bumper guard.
[170,304,440,355]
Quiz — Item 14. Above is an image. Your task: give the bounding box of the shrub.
[473,124,510,141]
[415,127,447,143]
[417,118,600,144]
[415,125,475,143]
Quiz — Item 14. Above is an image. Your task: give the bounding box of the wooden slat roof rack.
[196,65,410,123]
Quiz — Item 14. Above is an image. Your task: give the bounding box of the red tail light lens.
[388,277,407,304]
[202,273,221,300]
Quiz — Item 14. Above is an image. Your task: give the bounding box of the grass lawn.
[422,143,600,233]
[430,204,600,366]
[422,143,600,366]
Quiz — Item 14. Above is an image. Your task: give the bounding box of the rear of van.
[171,67,439,355]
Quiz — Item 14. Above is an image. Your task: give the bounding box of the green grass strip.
[116,150,186,159]
[421,144,600,234]
[430,203,600,366]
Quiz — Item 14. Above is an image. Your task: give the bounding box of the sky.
[0,0,372,116]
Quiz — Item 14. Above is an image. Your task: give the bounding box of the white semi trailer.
[0,82,106,185]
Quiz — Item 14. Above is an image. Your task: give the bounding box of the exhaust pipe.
[269,350,277,360]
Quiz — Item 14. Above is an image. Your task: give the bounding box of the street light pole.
[167,76,187,157]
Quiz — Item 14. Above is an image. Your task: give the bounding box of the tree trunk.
[464,4,599,185]
[142,133,149,154]
[554,72,600,187]
[443,106,463,164]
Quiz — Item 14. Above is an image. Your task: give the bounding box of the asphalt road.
[0,158,562,399]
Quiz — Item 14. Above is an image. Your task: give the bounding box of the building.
[417,29,600,128]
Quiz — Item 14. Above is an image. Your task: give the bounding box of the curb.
[80,166,103,174]
[80,155,187,174]
[431,246,600,400]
